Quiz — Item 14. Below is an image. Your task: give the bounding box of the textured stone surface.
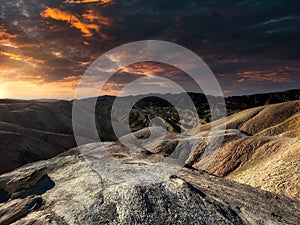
[0,196,43,225]
[0,143,299,225]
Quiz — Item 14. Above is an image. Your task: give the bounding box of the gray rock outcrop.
[0,142,299,225]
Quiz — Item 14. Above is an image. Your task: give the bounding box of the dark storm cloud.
[105,62,202,93]
[1,0,299,96]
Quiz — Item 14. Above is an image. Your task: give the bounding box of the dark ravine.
[0,142,299,225]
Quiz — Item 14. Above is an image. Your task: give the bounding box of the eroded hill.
[187,100,300,199]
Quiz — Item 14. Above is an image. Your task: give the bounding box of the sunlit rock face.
[0,142,299,225]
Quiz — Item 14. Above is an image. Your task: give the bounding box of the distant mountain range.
[0,89,298,174]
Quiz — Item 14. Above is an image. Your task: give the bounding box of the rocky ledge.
[0,142,299,225]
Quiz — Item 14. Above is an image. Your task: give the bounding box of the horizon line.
[0,88,298,101]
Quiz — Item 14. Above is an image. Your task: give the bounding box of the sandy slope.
[188,100,300,199]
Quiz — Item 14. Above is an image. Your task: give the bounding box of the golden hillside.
[189,100,300,199]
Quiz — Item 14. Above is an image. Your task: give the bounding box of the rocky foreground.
[0,141,300,225]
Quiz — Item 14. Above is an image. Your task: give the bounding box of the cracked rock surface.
[0,142,299,225]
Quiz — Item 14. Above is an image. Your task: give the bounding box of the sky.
[0,0,300,99]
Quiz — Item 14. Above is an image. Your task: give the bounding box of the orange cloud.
[63,75,79,82]
[223,89,234,95]
[236,78,245,83]
[99,82,126,96]
[82,9,114,26]
[0,26,17,40]
[120,62,170,78]
[64,0,115,5]
[0,25,40,49]
[0,69,45,84]
[0,25,18,48]
[237,70,292,83]
[0,51,45,64]
[41,7,100,37]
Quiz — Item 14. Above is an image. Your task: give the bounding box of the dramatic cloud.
[1,51,45,64]
[41,7,100,37]
[64,0,115,4]
[0,25,18,48]
[0,0,299,99]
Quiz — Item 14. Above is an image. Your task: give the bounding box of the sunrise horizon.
[0,87,298,101]
[1,1,299,100]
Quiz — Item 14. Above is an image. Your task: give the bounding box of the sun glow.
[0,79,79,100]
[0,85,6,99]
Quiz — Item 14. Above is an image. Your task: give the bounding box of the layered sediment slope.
[0,100,114,174]
[0,100,75,174]
[188,100,300,199]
